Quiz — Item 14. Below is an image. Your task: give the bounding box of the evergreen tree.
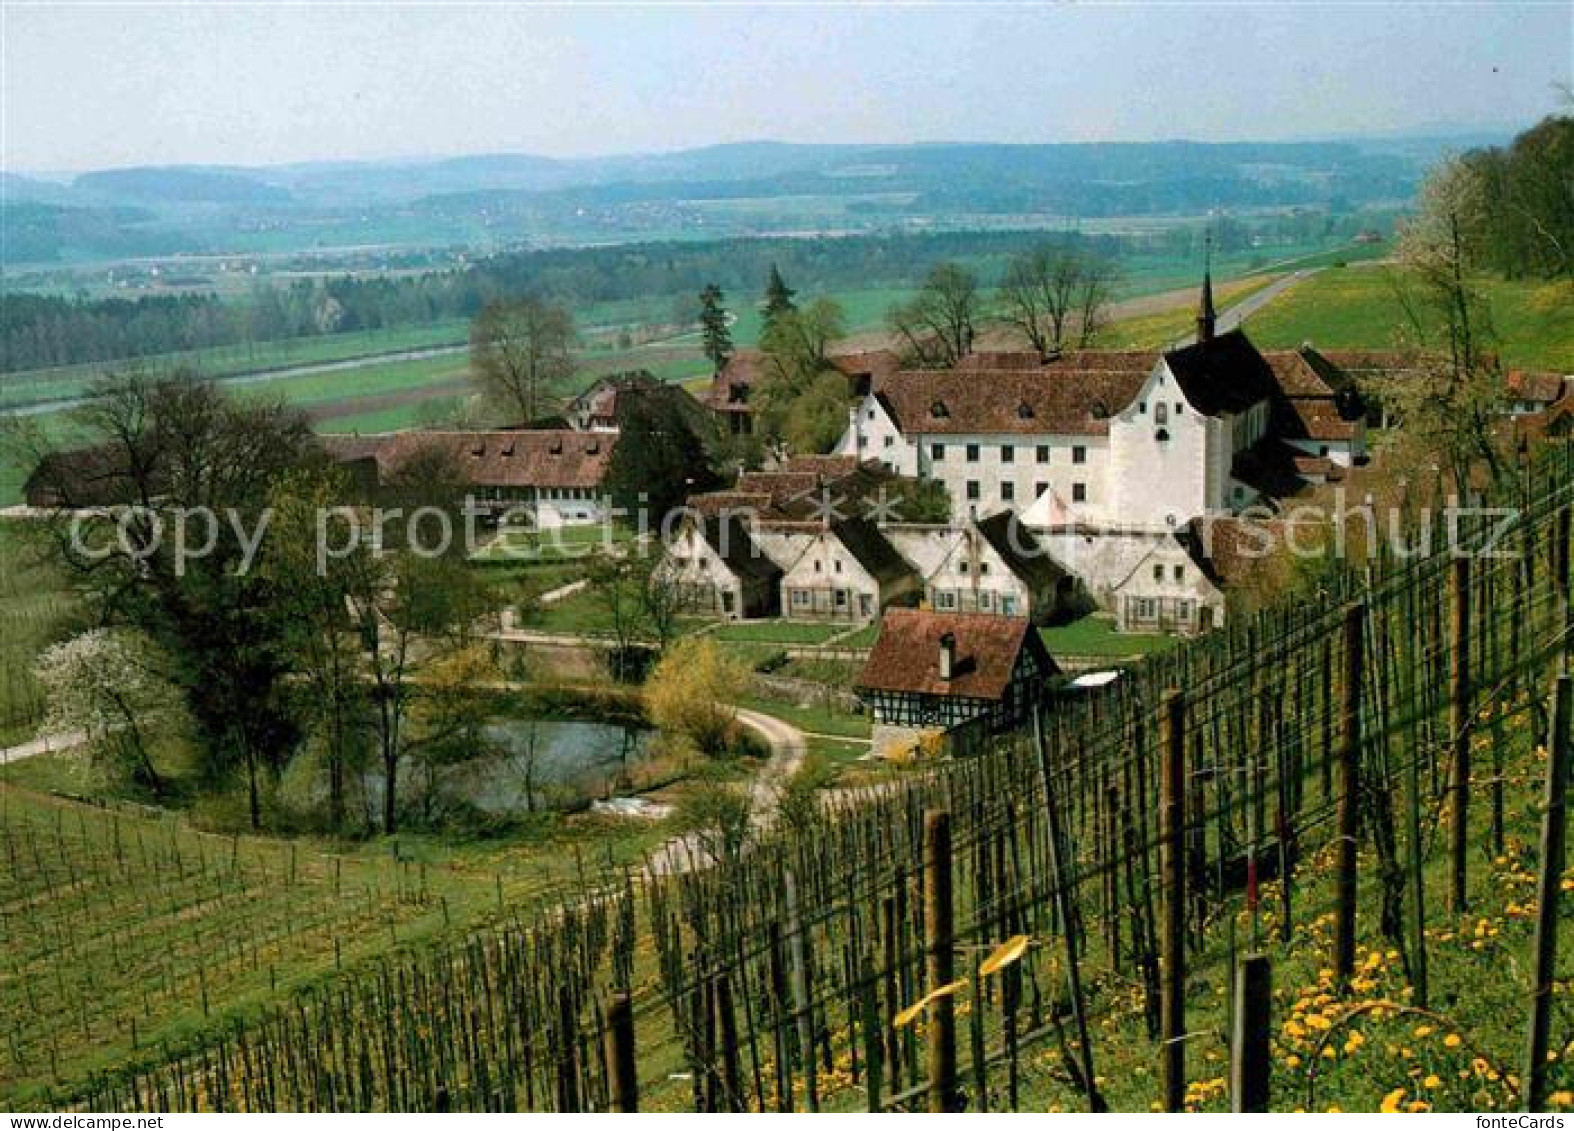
[697,283,733,372]
[761,264,797,332]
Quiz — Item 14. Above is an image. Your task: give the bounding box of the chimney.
[938,631,956,681]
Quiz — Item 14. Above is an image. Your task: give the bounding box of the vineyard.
[0,529,78,746]
[11,449,1574,1112]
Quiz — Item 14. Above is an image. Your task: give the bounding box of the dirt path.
[0,730,86,766]
[645,705,807,876]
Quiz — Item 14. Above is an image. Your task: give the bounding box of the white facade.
[839,402,1112,525]
[1283,433,1362,469]
[886,526,1035,617]
[1110,539,1226,634]
[659,523,747,616]
[780,530,886,621]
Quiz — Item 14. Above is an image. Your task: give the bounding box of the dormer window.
[930,400,950,419]
[549,438,563,454]
[1090,400,1110,420]
[501,442,516,457]
[1017,401,1035,420]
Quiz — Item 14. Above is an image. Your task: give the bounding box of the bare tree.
[1386,157,1507,498]
[586,552,648,681]
[997,247,1084,356]
[888,262,980,367]
[469,297,576,423]
[1074,256,1120,347]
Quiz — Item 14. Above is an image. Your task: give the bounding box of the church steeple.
[1196,234,1217,344]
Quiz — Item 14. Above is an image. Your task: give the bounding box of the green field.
[0,322,474,411]
[1241,268,1574,371]
[0,764,673,1105]
[1040,613,1177,659]
[711,620,851,645]
[1096,273,1288,348]
[0,526,79,745]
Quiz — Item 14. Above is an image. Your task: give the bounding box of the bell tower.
[1196,235,1217,345]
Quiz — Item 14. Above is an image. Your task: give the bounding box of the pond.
[443,718,653,816]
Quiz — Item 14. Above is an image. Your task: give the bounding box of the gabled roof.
[1160,330,1280,417]
[831,517,917,587]
[689,457,900,527]
[1507,370,1568,405]
[704,350,763,412]
[697,515,783,583]
[321,430,614,490]
[828,349,902,384]
[1263,347,1355,399]
[857,609,1057,702]
[870,359,1154,437]
[973,511,1069,590]
[23,445,143,507]
[1277,397,1361,442]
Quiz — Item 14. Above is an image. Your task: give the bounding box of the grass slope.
[1241,268,1574,371]
[0,768,672,1106]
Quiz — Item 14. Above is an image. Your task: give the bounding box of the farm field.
[0,321,474,411]
[1240,268,1574,371]
[1095,273,1288,349]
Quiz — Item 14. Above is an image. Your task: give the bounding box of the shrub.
[644,637,751,757]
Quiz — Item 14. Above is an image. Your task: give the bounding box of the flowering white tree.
[34,629,181,792]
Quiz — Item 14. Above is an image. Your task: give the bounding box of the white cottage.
[779,518,920,622]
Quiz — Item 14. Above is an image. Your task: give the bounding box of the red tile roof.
[1507,370,1568,405]
[1280,397,1360,442]
[858,609,1055,702]
[322,430,614,490]
[689,458,899,525]
[872,359,1154,436]
[703,351,764,413]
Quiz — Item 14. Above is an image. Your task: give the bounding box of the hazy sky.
[4,2,1570,173]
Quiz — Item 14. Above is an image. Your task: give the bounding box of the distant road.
[1168,268,1319,348]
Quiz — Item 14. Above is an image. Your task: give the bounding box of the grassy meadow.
[1240,267,1574,371]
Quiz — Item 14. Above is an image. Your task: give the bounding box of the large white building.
[835,289,1365,535]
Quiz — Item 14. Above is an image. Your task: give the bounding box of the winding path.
[645,705,807,876]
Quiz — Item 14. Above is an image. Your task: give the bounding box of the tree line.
[1446,112,1574,281]
[2,208,1378,374]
